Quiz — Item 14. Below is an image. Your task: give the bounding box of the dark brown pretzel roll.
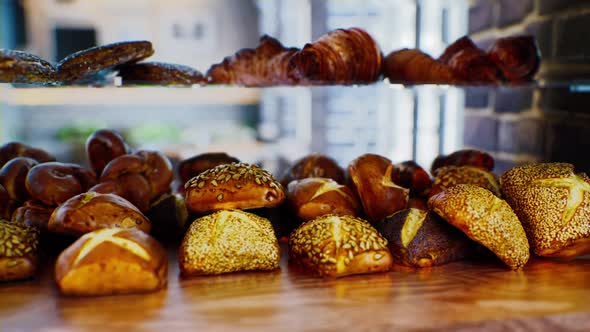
[11,200,54,231]
[0,157,39,202]
[488,35,540,83]
[100,150,173,202]
[25,162,97,206]
[178,152,240,184]
[90,173,152,212]
[281,153,345,187]
[347,154,409,224]
[391,161,432,196]
[0,185,18,220]
[431,149,494,174]
[0,142,56,168]
[85,129,130,176]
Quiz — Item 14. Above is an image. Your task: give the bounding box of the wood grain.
[1,244,589,332]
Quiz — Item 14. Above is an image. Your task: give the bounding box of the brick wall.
[465,0,590,174]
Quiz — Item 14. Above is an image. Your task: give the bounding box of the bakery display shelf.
[0,84,261,106]
[1,244,589,331]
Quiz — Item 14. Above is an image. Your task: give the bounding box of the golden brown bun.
[431,149,494,174]
[281,153,345,187]
[55,227,167,296]
[0,142,56,168]
[177,152,240,184]
[375,209,475,268]
[0,49,56,84]
[57,41,154,82]
[179,210,280,276]
[289,214,392,278]
[428,184,529,270]
[25,162,97,206]
[85,129,130,177]
[429,166,501,198]
[347,154,409,224]
[48,192,151,236]
[287,177,360,221]
[185,162,285,214]
[500,163,590,259]
[288,28,382,84]
[207,35,297,86]
[0,220,39,282]
[0,157,39,202]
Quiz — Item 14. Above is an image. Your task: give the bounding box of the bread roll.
[177,152,240,184]
[85,129,130,176]
[429,165,500,198]
[25,162,96,206]
[179,210,280,276]
[48,192,151,236]
[55,227,167,296]
[185,162,285,214]
[0,220,39,282]
[428,184,529,270]
[501,163,590,259]
[375,208,475,267]
[289,214,392,277]
[347,154,409,224]
[0,142,55,168]
[287,177,360,221]
[0,157,39,203]
[281,153,345,187]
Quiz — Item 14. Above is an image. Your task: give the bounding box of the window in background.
[54,27,96,62]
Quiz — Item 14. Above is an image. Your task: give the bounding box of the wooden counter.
[1,246,589,331]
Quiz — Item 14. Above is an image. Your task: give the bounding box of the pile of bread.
[1,129,589,296]
[0,28,539,86]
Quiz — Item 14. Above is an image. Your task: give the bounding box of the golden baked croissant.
[207,28,382,86]
[206,36,297,86]
[287,28,382,84]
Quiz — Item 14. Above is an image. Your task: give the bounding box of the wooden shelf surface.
[1,244,590,331]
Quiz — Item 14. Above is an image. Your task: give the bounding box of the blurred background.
[1,0,589,175]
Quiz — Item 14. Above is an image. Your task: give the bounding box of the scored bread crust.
[287,177,360,221]
[501,163,590,258]
[48,192,151,236]
[55,227,167,296]
[289,214,392,278]
[178,210,280,276]
[428,184,530,270]
[184,163,285,214]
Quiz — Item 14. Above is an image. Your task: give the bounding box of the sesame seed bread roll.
[429,166,501,198]
[501,163,590,259]
[289,214,392,278]
[179,210,280,276]
[184,163,285,214]
[428,184,530,270]
[0,220,39,282]
[55,228,167,296]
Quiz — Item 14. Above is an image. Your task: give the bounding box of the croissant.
[206,36,297,86]
[383,35,539,84]
[287,28,382,84]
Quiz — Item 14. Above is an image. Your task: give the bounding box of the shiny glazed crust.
[55,227,167,296]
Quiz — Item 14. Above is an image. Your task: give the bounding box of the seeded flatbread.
[0,49,56,84]
[117,62,205,85]
[57,41,154,82]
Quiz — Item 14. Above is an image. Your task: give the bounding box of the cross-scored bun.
[0,220,39,282]
[429,165,501,198]
[501,163,590,259]
[184,163,285,214]
[428,184,529,270]
[48,192,151,236]
[287,177,360,221]
[55,227,167,296]
[375,208,475,268]
[289,214,392,278]
[179,210,280,276]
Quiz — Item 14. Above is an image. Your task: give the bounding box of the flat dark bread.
[117,62,205,85]
[57,41,154,82]
[0,49,56,84]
